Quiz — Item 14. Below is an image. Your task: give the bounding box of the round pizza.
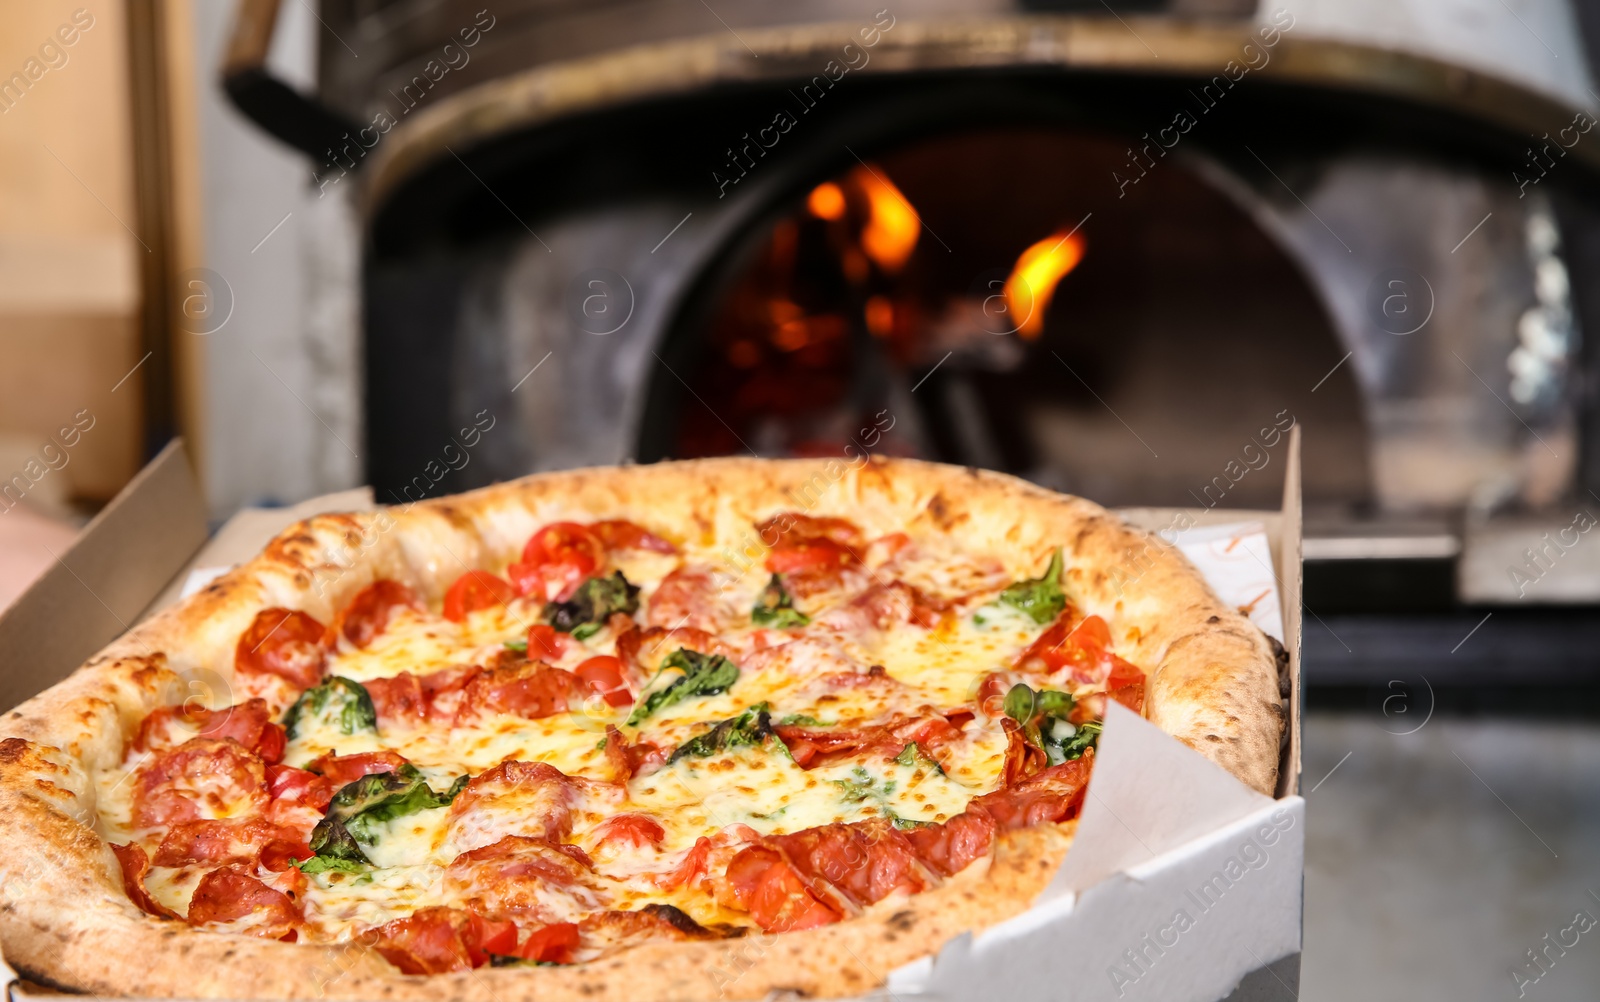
[0,458,1284,1000]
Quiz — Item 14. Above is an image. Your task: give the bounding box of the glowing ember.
[807,182,847,220]
[853,166,920,273]
[1004,230,1085,340]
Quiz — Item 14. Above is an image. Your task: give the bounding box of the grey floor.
[1301,713,1600,1000]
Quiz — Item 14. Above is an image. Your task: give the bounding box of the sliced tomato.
[593,813,666,849]
[308,750,409,790]
[515,922,581,964]
[525,624,572,661]
[590,519,676,554]
[443,570,517,622]
[110,842,179,920]
[186,866,301,938]
[513,522,605,600]
[722,845,840,933]
[235,609,328,688]
[337,579,420,647]
[476,916,520,958]
[573,656,631,708]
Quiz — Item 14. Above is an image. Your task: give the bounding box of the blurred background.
[2,0,1599,997]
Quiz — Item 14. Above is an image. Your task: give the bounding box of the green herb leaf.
[306,765,467,868]
[1002,682,1083,765]
[667,704,775,764]
[752,574,810,628]
[996,548,1067,625]
[282,677,377,739]
[544,572,640,633]
[892,741,946,775]
[1057,718,1102,761]
[489,955,561,968]
[778,713,822,726]
[571,621,602,641]
[625,648,739,726]
[503,638,528,652]
[294,854,367,874]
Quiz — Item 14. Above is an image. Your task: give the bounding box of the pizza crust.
[0,457,1283,998]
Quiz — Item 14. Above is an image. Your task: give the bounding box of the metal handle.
[221,0,360,165]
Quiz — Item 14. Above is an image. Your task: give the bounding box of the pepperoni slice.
[370,906,510,974]
[770,819,932,909]
[999,718,1049,787]
[308,750,409,790]
[754,514,864,548]
[515,922,581,964]
[133,738,269,828]
[135,697,285,764]
[846,580,945,629]
[363,672,427,726]
[592,814,665,849]
[646,565,727,633]
[152,818,308,868]
[614,625,732,675]
[266,763,332,807]
[235,609,328,688]
[336,580,420,648]
[186,866,301,939]
[443,836,600,923]
[903,810,998,878]
[721,845,840,933]
[590,520,676,554]
[601,725,666,783]
[109,842,179,920]
[458,661,586,721]
[447,762,575,852]
[442,570,517,622]
[573,656,631,708]
[773,713,961,770]
[970,751,1095,829]
[508,522,606,601]
[648,836,712,890]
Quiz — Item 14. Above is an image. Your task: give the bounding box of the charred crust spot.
[925,492,963,530]
[640,903,711,937]
[577,983,599,996]
[0,737,30,764]
[887,910,916,932]
[1207,615,1221,624]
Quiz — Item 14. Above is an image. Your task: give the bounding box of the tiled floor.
[1301,713,1600,1000]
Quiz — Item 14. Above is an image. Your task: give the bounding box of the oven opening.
[641,126,1372,512]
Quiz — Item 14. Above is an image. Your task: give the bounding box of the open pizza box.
[0,435,1304,1002]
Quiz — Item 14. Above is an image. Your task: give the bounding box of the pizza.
[0,458,1284,1000]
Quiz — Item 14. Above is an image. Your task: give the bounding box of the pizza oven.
[222,0,1600,622]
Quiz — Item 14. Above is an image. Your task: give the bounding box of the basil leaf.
[626,648,739,726]
[295,854,367,874]
[503,638,528,652]
[752,575,809,628]
[997,548,1067,625]
[778,713,822,726]
[1003,683,1036,726]
[892,741,945,775]
[571,621,602,641]
[1057,719,1102,762]
[1003,682,1081,764]
[283,677,377,739]
[544,572,639,633]
[307,766,467,867]
[667,704,775,764]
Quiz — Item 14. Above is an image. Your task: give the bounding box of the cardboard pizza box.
[0,433,1304,1002]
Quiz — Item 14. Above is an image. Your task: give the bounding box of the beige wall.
[0,2,143,510]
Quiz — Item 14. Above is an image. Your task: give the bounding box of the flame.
[1004,230,1085,340]
[808,182,847,220]
[852,166,920,273]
